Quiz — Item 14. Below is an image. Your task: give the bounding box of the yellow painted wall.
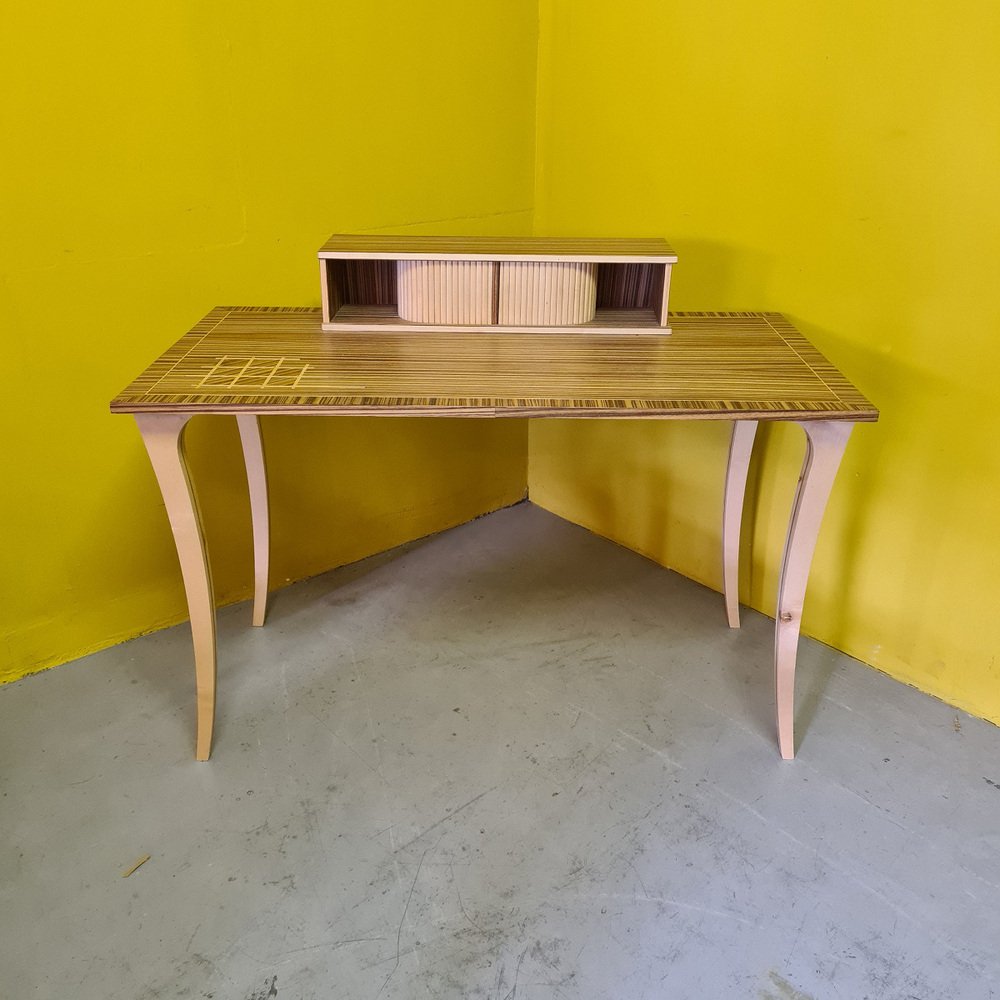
[0,1,537,681]
[5,0,999,731]
[529,1,1000,721]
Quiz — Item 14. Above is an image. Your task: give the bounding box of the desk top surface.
[110,307,878,421]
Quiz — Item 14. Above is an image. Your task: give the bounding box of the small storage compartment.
[319,235,675,332]
[397,260,494,325]
[323,259,397,315]
[596,262,668,325]
[497,261,598,326]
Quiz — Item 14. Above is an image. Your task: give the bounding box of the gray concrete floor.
[2,502,999,1000]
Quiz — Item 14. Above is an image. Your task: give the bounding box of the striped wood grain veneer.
[318,235,677,262]
[111,307,878,421]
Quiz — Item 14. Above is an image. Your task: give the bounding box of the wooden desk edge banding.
[113,239,876,763]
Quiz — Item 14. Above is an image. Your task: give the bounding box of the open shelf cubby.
[319,235,677,333]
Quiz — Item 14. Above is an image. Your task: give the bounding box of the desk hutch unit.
[318,235,677,333]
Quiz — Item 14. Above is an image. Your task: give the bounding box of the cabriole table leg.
[775,420,854,759]
[723,420,759,628]
[134,413,217,761]
[235,414,270,627]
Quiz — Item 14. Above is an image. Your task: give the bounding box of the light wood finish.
[116,307,876,761]
[320,236,675,333]
[396,260,495,324]
[497,261,598,325]
[318,234,677,263]
[111,308,878,421]
[134,413,217,761]
[323,303,665,334]
[774,421,853,759]
[236,414,269,627]
[318,258,332,325]
[723,420,759,629]
[656,264,671,329]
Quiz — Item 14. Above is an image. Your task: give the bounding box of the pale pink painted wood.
[236,414,270,628]
[134,413,217,761]
[723,420,759,628]
[774,420,854,759]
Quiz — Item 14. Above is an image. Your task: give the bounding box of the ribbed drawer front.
[396,260,494,325]
[498,261,598,326]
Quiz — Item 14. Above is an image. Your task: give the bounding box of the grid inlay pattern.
[111,307,878,421]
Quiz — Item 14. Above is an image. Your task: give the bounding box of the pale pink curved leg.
[235,414,270,627]
[723,420,759,628]
[135,413,217,761]
[775,421,854,759]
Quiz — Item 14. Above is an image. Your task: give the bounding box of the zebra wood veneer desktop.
[111,237,877,762]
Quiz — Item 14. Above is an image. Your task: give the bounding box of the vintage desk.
[111,306,877,761]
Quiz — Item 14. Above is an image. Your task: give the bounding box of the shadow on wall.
[530,418,734,590]
[669,238,776,308]
[76,415,526,657]
[528,236,782,594]
[258,416,527,591]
